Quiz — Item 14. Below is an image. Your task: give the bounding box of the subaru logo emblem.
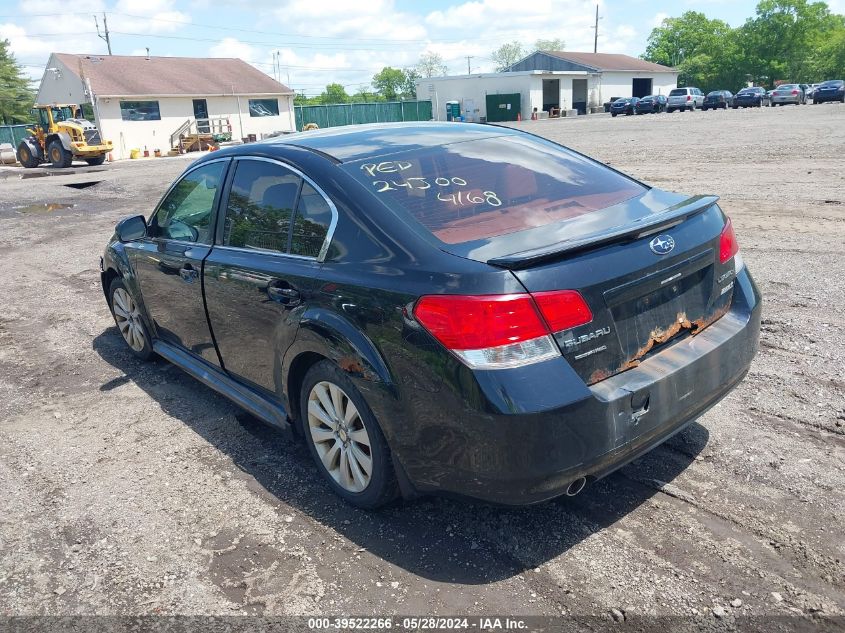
[649,235,675,255]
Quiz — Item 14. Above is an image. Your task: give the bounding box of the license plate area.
[610,266,712,363]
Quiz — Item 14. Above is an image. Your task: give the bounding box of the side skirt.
[153,340,288,428]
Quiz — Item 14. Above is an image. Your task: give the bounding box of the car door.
[203,156,336,396]
[129,159,229,365]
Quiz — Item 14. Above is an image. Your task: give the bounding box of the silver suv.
[666,87,705,112]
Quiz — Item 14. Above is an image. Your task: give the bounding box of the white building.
[417,51,678,122]
[36,53,295,159]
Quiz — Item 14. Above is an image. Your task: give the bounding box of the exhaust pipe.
[565,477,587,497]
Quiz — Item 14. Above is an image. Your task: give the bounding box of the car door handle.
[179,264,199,283]
[267,285,301,306]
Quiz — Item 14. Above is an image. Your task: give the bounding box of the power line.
[107,30,444,52]
[109,12,460,44]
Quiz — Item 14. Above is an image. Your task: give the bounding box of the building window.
[248,99,279,117]
[119,100,161,121]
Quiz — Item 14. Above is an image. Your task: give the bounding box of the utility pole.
[95,13,112,55]
[592,4,602,54]
[466,56,473,74]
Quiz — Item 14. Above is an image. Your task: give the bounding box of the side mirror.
[116,215,147,243]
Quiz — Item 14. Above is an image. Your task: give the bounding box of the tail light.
[791,90,799,95]
[719,217,740,264]
[687,95,692,101]
[414,291,592,369]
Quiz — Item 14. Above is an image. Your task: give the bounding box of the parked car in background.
[770,84,805,106]
[635,95,667,114]
[610,97,640,117]
[666,87,705,112]
[813,79,845,103]
[702,90,734,110]
[99,121,760,508]
[603,96,624,113]
[733,87,768,108]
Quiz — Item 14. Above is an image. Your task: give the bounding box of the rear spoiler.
[486,195,720,269]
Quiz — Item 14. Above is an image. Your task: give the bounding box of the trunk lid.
[498,192,735,384]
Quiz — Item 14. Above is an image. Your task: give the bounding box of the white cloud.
[209,37,259,61]
[652,12,669,27]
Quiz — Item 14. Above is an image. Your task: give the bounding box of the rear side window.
[222,160,301,253]
[669,89,687,96]
[343,135,645,245]
[291,182,333,257]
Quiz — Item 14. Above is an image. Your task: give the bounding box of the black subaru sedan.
[101,122,761,508]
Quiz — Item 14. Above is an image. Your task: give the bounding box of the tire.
[667,108,674,113]
[16,141,40,168]
[611,112,617,117]
[299,360,399,509]
[47,139,73,168]
[108,278,154,361]
[732,105,738,109]
[85,155,107,166]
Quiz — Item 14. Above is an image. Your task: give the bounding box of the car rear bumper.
[813,93,843,102]
[772,96,800,104]
[394,265,761,505]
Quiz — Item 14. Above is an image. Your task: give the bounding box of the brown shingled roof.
[545,51,676,73]
[54,53,293,96]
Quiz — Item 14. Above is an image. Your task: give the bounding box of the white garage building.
[36,54,296,159]
[417,51,678,122]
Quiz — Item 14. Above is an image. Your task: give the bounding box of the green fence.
[294,100,432,131]
[0,124,33,147]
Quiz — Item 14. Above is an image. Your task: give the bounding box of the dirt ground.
[0,104,843,626]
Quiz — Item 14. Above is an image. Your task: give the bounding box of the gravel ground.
[0,104,843,626]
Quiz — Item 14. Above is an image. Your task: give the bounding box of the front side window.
[149,162,225,243]
[120,100,161,121]
[248,99,280,117]
[223,160,301,253]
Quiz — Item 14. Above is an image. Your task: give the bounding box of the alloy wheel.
[112,287,146,352]
[307,380,373,493]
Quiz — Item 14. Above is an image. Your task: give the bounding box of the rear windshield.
[821,80,843,87]
[669,89,688,96]
[343,135,645,245]
[777,84,797,90]
[707,91,722,96]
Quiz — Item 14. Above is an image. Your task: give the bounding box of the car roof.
[255,121,519,163]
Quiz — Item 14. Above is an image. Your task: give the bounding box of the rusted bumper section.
[397,266,761,505]
[568,264,761,491]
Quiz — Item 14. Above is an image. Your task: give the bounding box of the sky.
[2,0,844,97]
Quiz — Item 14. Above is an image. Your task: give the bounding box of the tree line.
[295,38,566,106]
[643,0,845,92]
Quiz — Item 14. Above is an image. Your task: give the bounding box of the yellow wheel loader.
[16,104,113,169]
